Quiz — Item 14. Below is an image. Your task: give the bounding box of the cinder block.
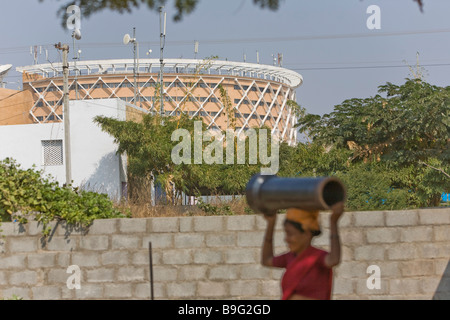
[166,282,196,298]
[57,253,71,267]
[178,265,208,281]
[206,233,236,247]
[71,252,100,267]
[0,287,30,300]
[420,277,441,294]
[354,211,384,227]
[111,235,141,250]
[27,253,57,269]
[0,255,26,269]
[104,284,133,299]
[74,284,103,300]
[46,237,78,252]
[260,280,281,297]
[355,278,388,295]
[229,280,259,297]
[194,216,224,232]
[386,210,418,226]
[86,268,115,283]
[162,250,192,265]
[334,262,368,279]
[87,219,117,235]
[179,217,193,232]
[142,234,174,249]
[79,236,109,251]
[389,279,421,295]
[193,249,223,264]
[197,281,227,298]
[47,268,69,285]
[226,216,256,231]
[332,278,355,295]
[434,226,450,241]
[209,265,239,280]
[434,259,450,276]
[373,261,401,277]
[237,231,264,247]
[27,221,58,236]
[366,228,399,244]
[153,266,178,282]
[340,229,365,245]
[174,233,205,248]
[400,227,433,243]
[400,260,435,277]
[419,209,450,225]
[134,282,165,299]
[9,271,38,286]
[56,222,88,237]
[239,265,272,280]
[101,251,130,266]
[354,245,385,261]
[150,218,179,233]
[133,251,161,266]
[387,244,419,261]
[117,266,146,282]
[0,222,26,237]
[119,218,148,234]
[0,271,7,286]
[224,248,258,264]
[32,286,61,300]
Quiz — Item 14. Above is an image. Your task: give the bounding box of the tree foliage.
[0,158,129,235]
[42,0,425,26]
[297,79,450,207]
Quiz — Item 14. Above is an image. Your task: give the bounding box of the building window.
[36,116,44,122]
[42,140,63,166]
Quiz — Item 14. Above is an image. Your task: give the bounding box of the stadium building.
[2,58,303,144]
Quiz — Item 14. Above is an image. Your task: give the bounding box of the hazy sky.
[1,0,449,116]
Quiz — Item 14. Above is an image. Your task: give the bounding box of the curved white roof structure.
[0,64,12,78]
[16,59,303,88]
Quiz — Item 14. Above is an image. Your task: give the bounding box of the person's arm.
[261,214,277,267]
[324,202,345,268]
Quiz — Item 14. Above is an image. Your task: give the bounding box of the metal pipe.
[246,175,347,215]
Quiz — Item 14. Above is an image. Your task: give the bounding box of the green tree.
[297,79,450,207]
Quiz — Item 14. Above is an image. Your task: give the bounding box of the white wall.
[0,99,128,201]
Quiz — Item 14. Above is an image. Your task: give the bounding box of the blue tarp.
[442,193,450,202]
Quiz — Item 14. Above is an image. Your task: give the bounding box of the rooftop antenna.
[194,41,199,59]
[256,51,260,64]
[31,46,42,65]
[243,52,247,63]
[123,27,140,105]
[72,28,82,99]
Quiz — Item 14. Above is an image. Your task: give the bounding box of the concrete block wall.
[0,208,449,300]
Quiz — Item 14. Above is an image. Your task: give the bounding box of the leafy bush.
[0,158,130,236]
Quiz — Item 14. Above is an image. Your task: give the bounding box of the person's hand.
[330,202,345,224]
[264,213,277,225]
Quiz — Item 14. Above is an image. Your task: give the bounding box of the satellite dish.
[73,29,82,40]
[123,34,131,45]
[0,64,12,77]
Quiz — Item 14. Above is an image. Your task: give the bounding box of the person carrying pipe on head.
[246,175,346,300]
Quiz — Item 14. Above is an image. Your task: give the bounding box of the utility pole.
[159,6,166,117]
[133,27,138,106]
[56,43,72,187]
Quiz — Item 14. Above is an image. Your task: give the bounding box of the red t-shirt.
[272,246,333,300]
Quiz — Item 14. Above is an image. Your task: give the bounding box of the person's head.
[284,208,322,254]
